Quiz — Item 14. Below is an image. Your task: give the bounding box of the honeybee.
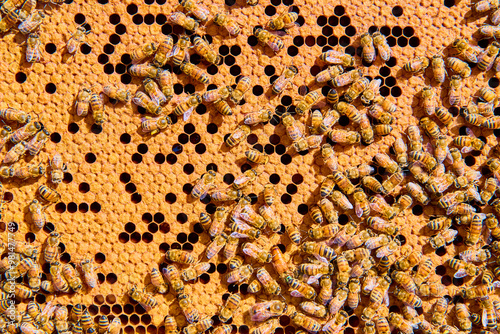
[418,281,445,297]
[485,213,500,239]
[427,216,452,230]
[454,133,485,153]
[373,32,392,61]
[478,41,500,71]
[449,258,479,278]
[49,261,69,292]
[295,91,321,115]
[181,262,211,283]
[327,129,360,144]
[259,205,280,232]
[161,265,184,296]
[89,92,106,125]
[241,242,270,263]
[464,213,485,246]
[366,216,398,235]
[150,267,169,293]
[168,11,199,31]
[230,218,261,239]
[270,245,291,278]
[166,249,196,265]
[446,57,471,77]
[66,25,88,54]
[231,76,252,104]
[13,162,45,180]
[368,103,393,124]
[25,32,43,63]
[480,24,500,39]
[330,190,353,210]
[81,258,98,288]
[382,172,404,194]
[10,120,41,144]
[152,36,174,67]
[315,276,333,306]
[253,27,284,53]
[170,35,192,67]
[301,241,336,261]
[143,78,167,106]
[191,170,216,200]
[318,198,339,225]
[43,232,60,265]
[267,7,298,30]
[227,264,253,284]
[404,56,430,73]
[320,50,354,66]
[431,54,447,83]
[434,106,454,127]
[178,293,200,324]
[203,86,232,104]
[127,284,158,311]
[174,93,202,122]
[353,188,370,218]
[333,221,357,247]
[210,187,241,202]
[373,124,392,136]
[217,292,242,323]
[270,65,298,95]
[345,164,374,180]
[290,310,322,333]
[346,229,374,249]
[315,65,343,83]
[409,150,438,172]
[206,233,227,259]
[332,69,362,87]
[62,263,82,292]
[192,36,220,65]
[180,62,210,84]
[454,303,472,332]
[428,227,458,249]
[481,297,498,330]
[367,275,391,309]
[322,310,349,334]
[244,108,273,126]
[346,278,361,309]
[360,33,376,63]
[213,12,241,35]
[180,0,209,21]
[452,38,480,63]
[250,301,287,322]
[243,149,269,166]
[131,42,158,64]
[141,115,172,136]
[213,325,233,334]
[365,234,391,250]
[102,85,131,103]
[445,75,462,107]
[345,77,369,103]
[255,267,280,295]
[362,176,384,194]
[388,313,414,334]
[129,64,162,78]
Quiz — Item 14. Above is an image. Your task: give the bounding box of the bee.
[322,310,349,334]
[168,11,199,31]
[327,129,360,144]
[373,124,392,136]
[315,65,343,84]
[267,7,298,30]
[97,316,109,334]
[180,62,210,84]
[427,216,452,229]
[256,267,280,295]
[337,101,362,123]
[210,187,241,202]
[345,77,370,103]
[67,25,88,54]
[27,262,41,291]
[333,221,358,246]
[330,190,353,210]
[353,188,370,218]
[483,115,500,129]
[226,264,253,284]
[131,42,158,64]
[140,115,172,136]
[388,313,414,334]
[297,262,333,277]
[203,85,232,104]
[242,242,271,263]
[362,176,384,194]
[485,213,500,239]
[478,41,500,71]
[434,106,454,127]
[0,107,29,124]
[218,292,242,323]
[431,54,447,83]
[336,255,351,287]
[365,234,391,250]
[297,301,327,319]
[409,150,438,172]
[178,293,199,324]
[244,108,273,126]
[174,93,203,121]
[230,218,261,239]
[344,278,361,310]
[428,227,458,249]
[263,184,277,206]
[446,57,471,77]
[289,311,322,333]
[294,91,321,115]
[345,164,374,180]
[166,249,196,265]
[390,271,416,294]
[445,75,462,108]
[233,170,260,191]
[81,258,98,288]
[454,133,485,153]
[464,213,484,246]
[481,297,498,330]
[404,56,430,73]
[162,265,184,296]
[259,205,280,232]
[231,76,251,104]
[367,275,392,311]
[382,172,404,194]
[106,317,122,334]
[253,27,284,53]
[317,276,333,306]
[89,92,106,125]
[43,231,61,263]
[462,283,497,299]
[152,36,174,67]
[183,317,214,334]
[25,32,43,63]
[316,199,337,226]
[481,24,500,39]
[301,241,336,261]
[150,267,169,293]
[371,32,391,61]
[346,229,374,249]
[62,263,82,292]
[228,256,244,270]
[191,36,221,65]
[191,170,216,199]
[281,112,303,142]
[320,50,354,66]
[452,38,480,63]
[144,78,167,106]
[213,325,233,334]
[272,65,298,94]
[180,262,211,283]
[180,0,209,21]
[455,303,472,332]
[376,238,401,258]
[270,245,291,278]
[170,35,192,66]
[129,64,162,78]
[10,120,42,144]
[332,69,362,88]
[128,284,158,311]
[80,309,94,331]
[474,0,499,12]
[449,258,479,278]
[49,261,69,292]
[206,233,227,259]
[13,162,45,179]
[309,110,326,134]
[102,85,131,103]
[395,194,413,215]
[418,281,445,297]
[360,32,376,63]
[366,216,398,235]
[368,103,393,124]
[213,12,241,35]
[478,86,497,105]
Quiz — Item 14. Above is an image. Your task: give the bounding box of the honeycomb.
[2,0,500,332]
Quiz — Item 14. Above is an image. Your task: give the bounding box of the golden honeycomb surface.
[1,0,499,332]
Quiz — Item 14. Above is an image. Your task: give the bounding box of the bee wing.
[482,307,489,328]
[183,106,195,122]
[383,290,390,306]
[355,204,364,218]
[454,269,468,279]
[306,273,323,285]
[461,146,473,154]
[140,302,152,311]
[167,45,180,58]
[289,289,303,298]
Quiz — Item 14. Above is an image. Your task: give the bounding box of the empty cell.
[339,15,350,26]
[409,36,420,47]
[334,5,345,16]
[398,37,408,47]
[79,203,89,213]
[305,36,315,46]
[177,233,188,243]
[322,26,333,36]
[195,143,206,154]
[287,46,298,56]
[159,242,170,252]
[50,133,61,143]
[391,86,402,97]
[317,15,327,26]
[316,36,326,46]
[281,154,292,165]
[120,74,131,84]
[142,232,153,243]
[403,26,414,37]
[144,13,154,24]
[444,0,455,6]
[281,194,292,204]
[133,14,143,24]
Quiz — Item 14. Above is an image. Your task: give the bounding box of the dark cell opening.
[339,16,350,27]
[85,153,96,163]
[339,36,350,47]
[15,72,27,83]
[116,24,127,35]
[403,26,415,37]
[45,83,56,94]
[334,5,345,16]
[74,13,86,24]
[392,5,403,16]
[133,14,143,25]
[444,0,455,6]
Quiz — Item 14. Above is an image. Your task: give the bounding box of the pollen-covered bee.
[103,85,131,103]
[360,32,376,63]
[404,56,430,73]
[213,12,241,35]
[131,42,158,64]
[25,32,43,63]
[191,170,216,200]
[373,32,391,61]
[272,65,298,94]
[168,11,199,31]
[253,27,284,53]
[66,25,88,54]
[141,115,172,136]
[153,36,174,68]
[315,65,343,83]
[174,93,202,121]
[446,57,471,77]
[345,77,369,103]
[244,108,273,126]
[180,0,209,21]
[180,62,210,84]
[327,129,360,144]
[431,54,447,83]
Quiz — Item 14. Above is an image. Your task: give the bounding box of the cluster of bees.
[0,239,121,333]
